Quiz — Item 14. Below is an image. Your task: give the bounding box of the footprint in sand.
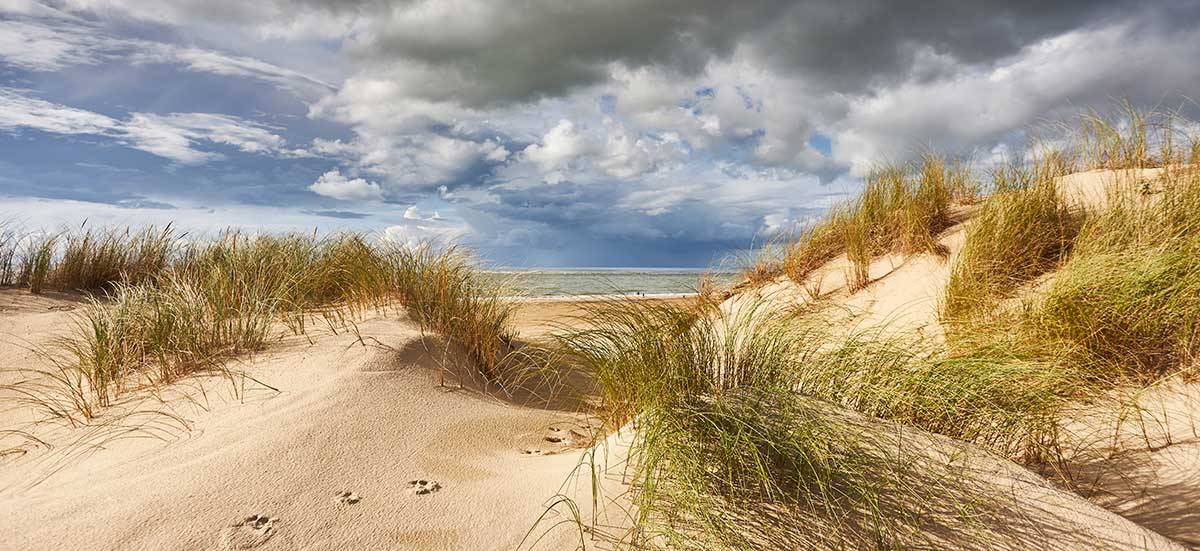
[222,514,277,550]
[406,480,442,495]
[522,424,596,456]
[333,491,361,505]
[543,427,571,445]
[544,426,590,445]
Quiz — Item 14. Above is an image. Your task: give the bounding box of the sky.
[1,1,1199,267]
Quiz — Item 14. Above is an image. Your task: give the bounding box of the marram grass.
[4,227,522,422]
[748,153,974,291]
[553,298,1020,550]
[941,152,1080,321]
[953,163,1200,384]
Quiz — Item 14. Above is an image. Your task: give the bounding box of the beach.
[0,292,649,551]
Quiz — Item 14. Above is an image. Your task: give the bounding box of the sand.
[509,294,693,339]
[0,292,616,551]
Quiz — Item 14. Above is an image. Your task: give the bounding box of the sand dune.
[0,295,605,551]
[717,168,1200,550]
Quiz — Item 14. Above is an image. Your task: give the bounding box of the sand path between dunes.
[0,293,612,551]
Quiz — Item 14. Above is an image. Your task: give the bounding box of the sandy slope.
[0,292,606,551]
[720,168,1200,549]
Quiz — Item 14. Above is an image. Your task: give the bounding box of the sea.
[488,267,736,298]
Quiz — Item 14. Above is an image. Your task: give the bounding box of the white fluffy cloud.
[381,217,469,249]
[308,170,384,201]
[521,116,682,180]
[403,205,443,221]
[523,119,594,172]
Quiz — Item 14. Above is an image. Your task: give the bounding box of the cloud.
[7,0,1200,267]
[150,47,336,98]
[381,210,470,248]
[62,0,1153,107]
[403,205,444,221]
[306,117,511,190]
[0,87,121,134]
[114,198,176,209]
[0,14,334,97]
[0,17,118,71]
[301,209,371,219]
[308,170,384,201]
[521,116,681,180]
[0,88,302,164]
[831,18,1200,174]
[123,113,303,164]
[523,119,594,173]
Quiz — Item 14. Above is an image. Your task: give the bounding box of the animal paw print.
[406,479,442,495]
[333,491,361,505]
[222,514,277,550]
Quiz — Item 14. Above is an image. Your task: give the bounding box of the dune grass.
[2,226,522,422]
[1074,99,1198,171]
[941,153,1081,321]
[552,284,1137,549]
[925,107,1200,477]
[543,104,1200,547]
[385,243,525,383]
[964,164,1200,383]
[946,105,1200,374]
[19,233,57,295]
[759,101,1193,300]
[783,327,1077,463]
[779,209,846,285]
[750,153,974,291]
[555,298,998,550]
[0,222,18,287]
[784,107,1200,478]
[52,225,178,292]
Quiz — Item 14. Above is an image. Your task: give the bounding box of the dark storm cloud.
[68,0,1173,105]
[333,0,1165,106]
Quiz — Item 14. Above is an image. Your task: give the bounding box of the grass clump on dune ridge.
[752,153,975,291]
[941,152,1081,321]
[4,227,520,422]
[0,223,18,287]
[0,224,178,294]
[1075,99,1200,170]
[52,225,177,292]
[760,101,1195,299]
[945,105,1200,379]
[385,243,525,384]
[983,164,1200,382]
[18,233,57,295]
[555,298,996,550]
